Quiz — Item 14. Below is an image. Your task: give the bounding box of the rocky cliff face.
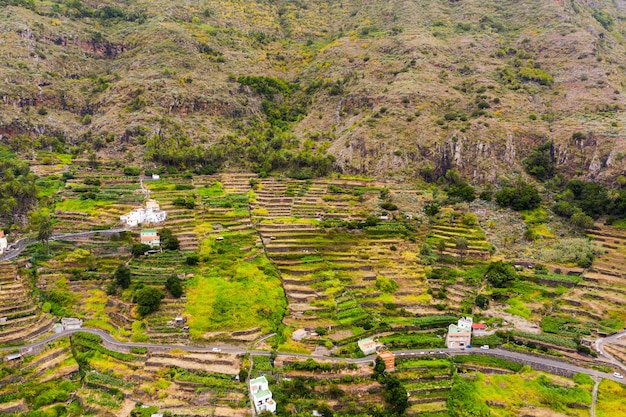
[0,0,625,184]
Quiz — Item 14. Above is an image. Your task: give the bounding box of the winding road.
[0,228,129,262]
[596,330,626,372]
[2,327,625,385]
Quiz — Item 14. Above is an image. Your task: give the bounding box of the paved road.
[2,328,625,385]
[596,330,626,372]
[0,228,129,262]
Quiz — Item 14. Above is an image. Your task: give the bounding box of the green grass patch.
[185,233,286,337]
[504,297,531,319]
[54,198,113,214]
[597,379,626,417]
[379,333,445,349]
[453,354,523,372]
[196,182,224,197]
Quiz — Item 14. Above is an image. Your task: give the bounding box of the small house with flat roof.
[141,229,160,248]
[358,337,380,355]
[250,375,276,413]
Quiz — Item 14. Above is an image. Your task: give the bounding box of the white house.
[357,337,380,355]
[0,230,7,254]
[141,229,160,247]
[292,328,308,341]
[120,199,166,227]
[61,317,83,330]
[445,317,473,349]
[250,375,276,413]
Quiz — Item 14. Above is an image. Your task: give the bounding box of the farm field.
[2,164,626,416]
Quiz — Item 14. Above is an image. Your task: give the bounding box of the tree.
[114,265,131,289]
[159,228,180,250]
[131,243,151,257]
[455,237,469,262]
[436,239,447,256]
[135,286,164,316]
[475,294,489,309]
[495,181,541,211]
[485,261,516,288]
[373,356,386,377]
[37,215,53,247]
[384,376,409,415]
[523,140,555,181]
[165,275,183,298]
[424,203,441,216]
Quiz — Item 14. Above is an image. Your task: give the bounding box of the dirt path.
[118,399,136,417]
[590,378,600,417]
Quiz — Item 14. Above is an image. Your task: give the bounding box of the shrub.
[495,181,541,210]
[462,213,478,226]
[135,286,164,316]
[485,261,516,288]
[424,203,441,216]
[381,202,398,211]
[123,166,141,176]
[475,294,489,309]
[523,140,555,181]
[131,243,151,256]
[165,275,183,298]
[518,67,553,86]
[376,276,399,293]
[186,253,199,265]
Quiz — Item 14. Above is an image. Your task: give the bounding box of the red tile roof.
[472,323,487,329]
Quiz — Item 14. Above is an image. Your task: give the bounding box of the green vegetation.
[495,181,541,211]
[135,286,164,316]
[0,146,37,223]
[185,231,286,337]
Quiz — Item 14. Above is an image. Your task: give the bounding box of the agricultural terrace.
[0,332,248,417]
[4,164,626,365]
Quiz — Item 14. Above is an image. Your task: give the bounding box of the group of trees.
[0,148,38,224]
[494,180,541,211]
[373,358,409,417]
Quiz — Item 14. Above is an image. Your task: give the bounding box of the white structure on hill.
[445,317,473,349]
[250,375,276,413]
[141,229,160,247]
[120,199,166,227]
[357,337,380,355]
[0,231,7,254]
[61,317,83,330]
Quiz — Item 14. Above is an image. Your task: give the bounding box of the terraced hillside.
[0,261,52,345]
[0,333,249,417]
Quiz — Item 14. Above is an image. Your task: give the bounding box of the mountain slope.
[0,0,625,182]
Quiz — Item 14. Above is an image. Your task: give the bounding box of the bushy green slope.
[0,0,625,182]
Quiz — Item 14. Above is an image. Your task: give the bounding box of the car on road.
[614,372,624,379]
[465,345,472,349]
[480,345,490,350]
[212,347,221,353]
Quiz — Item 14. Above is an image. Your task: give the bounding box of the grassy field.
[185,231,286,338]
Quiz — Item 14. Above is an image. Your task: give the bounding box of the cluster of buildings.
[444,317,487,348]
[120,199,166,228]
